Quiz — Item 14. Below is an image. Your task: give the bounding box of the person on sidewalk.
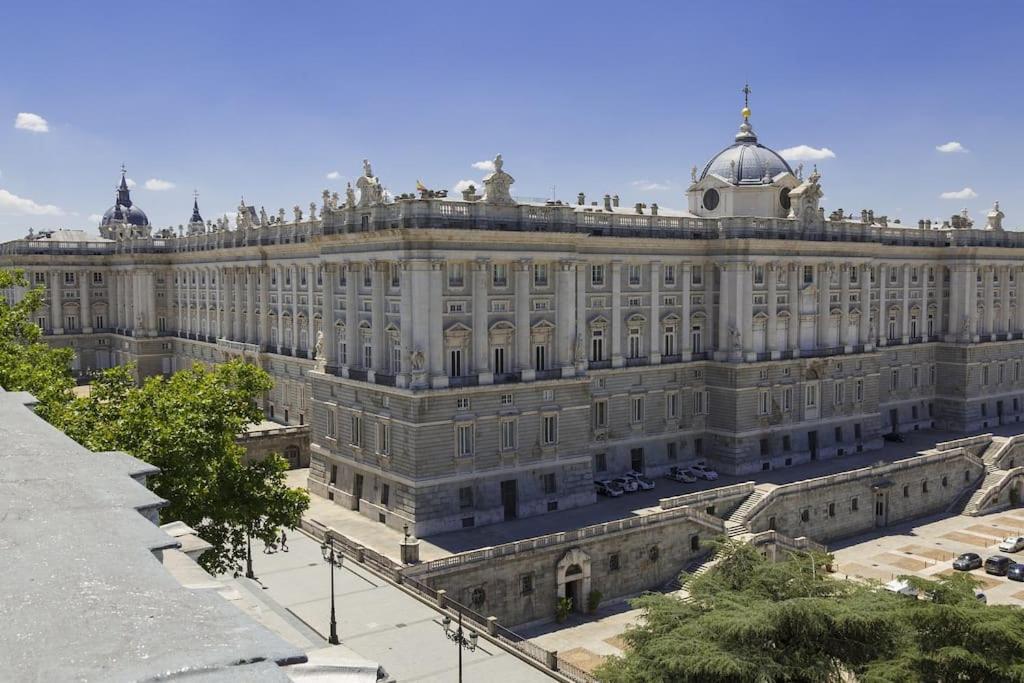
[280,530,289,552]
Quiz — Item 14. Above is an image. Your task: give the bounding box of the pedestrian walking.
[280,530,289,552]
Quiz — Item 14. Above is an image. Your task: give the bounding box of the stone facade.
[6,109,1024,536]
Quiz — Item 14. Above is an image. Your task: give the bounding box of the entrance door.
[808,431,818,461]
[630,448,645,473]
[889,409,899,433]
[353,473,364,511]
[875,492,887,527]
[501,479,518,521]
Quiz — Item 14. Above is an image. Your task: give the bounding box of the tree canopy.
[0,269,75,421]
[597,539,1024,683]
[55,359,309,575]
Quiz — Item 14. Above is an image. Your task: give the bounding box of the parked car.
[666,466,696,483]
[625,471,656,491]
[612,476,640,493]
[595,479,624,497]
[1008,563,1024,582]
[883,432,905,443]
[985,555,1012,576]
[690,463,719,481]
[952,552,982,571]
[976,592,988,604]
[999,536,1024,553]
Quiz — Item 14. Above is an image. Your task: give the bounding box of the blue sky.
[1,1,1021,239]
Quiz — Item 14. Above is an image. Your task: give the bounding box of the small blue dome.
[700,122,793,185]
[101,204,149,227]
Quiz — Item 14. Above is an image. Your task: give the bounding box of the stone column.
[681,262,692,360]
[407,259,431,387]
[307,264,316,356]
[839,263,850,350]
[575,261,588,372]
[859,263,871,347]
[921,265,930,340]
[290,265,299,355]
[248,266,259,344]
[1000,265,1010,334]
[515,259,533,380]
[428,260,446,388]
[397,261,412,387]
[237,268,247,342]
[147,269,157,335]
[80,268,92,333]
[816,263,831,349]
[877,264,887,346]
[472,259,491,383]
[50,270,63,334]
[766,262,778,357]
[321,264,336,368]
[901,264,911,343]
[1015,267,1024,337]
[788,263,800,354]
[259,266,270,347]
[370,261,385,372]
[983,265,995,338]
[611,260,623,367]
[556,260,576,375]
[649,260,662,365]
[935,265,946,338]
[344,263,358,372]
[716,260,752,361]
[276,265,285,352]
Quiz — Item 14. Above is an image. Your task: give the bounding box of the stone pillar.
[276,265,286,353]
[575,261,587,372]
[515,259,533,380]
[816,263,831,349]
[248,266,259,344]
[472,259,491,383]
[718,260,752,361]
[1015,267,1024,337]
[370,261,385,372]
[556,260,576,375]
[322,263,337,370]
[935,265,946,338]
[839,263,850,350]
[290,265,299,355]
[649,260,662,365]
[344,263,358,372]
[877,264,887,346]
[237,268,247,343]
[50,270,63,334]
[307,264,317,356]
[428,260,446,388]
[901,264,911,343]
[859,263,871,347]
[788,263,800,353]
[147,269,157,335]
[80,268,92,333]
[259,266,270,348]
[1000,265,1010,334]
[766,262,778,356]
[983,265,995,338]
[611,260,623,367]
[397,261,412,387]
[681,262,692,360]
[921,265,930,340]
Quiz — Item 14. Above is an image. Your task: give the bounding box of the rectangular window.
[501,419,517,450]
[855,379,864,402]
[912,367,920,388]
[783,386,793,412]
[803,266,814,284]
[520,574,534,596]
[456,397,470,409]
[449,348,463,377]
[380,484,390,507]
[456,424,474,457]
[759,389,771,415]
[378,423,390,455]
[691,265,703,285]
[64,272,76,285]
[754,265,765,285]
[351,415,363,447]
[593,399,608,428]
[448,263,465,287]
[542,414,558,445]
[92,272,103,284]
[595,452,607,472]
[326,409,336,438]
[533,264,549,287]
[591,264,605,286]
[666,392,679,420]
[891,369,899,391]
[628,264,641,286]
[501,393,514,406]
[492,263,508,287]
[693,390,708,415]
[542,473,556,495]
[631,396,645,423]
[805,384,818,408]
[362,266,371,288]
[834,382,844,405]
[459,486,474,509]
[628,327,642,358]
[663,265,676,285]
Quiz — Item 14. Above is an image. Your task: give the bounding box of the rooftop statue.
[356,160,384,207]
[482,153,515,205]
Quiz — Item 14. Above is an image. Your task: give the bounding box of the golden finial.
[741,82,752,121]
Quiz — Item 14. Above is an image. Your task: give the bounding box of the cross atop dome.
[741,82,752,121]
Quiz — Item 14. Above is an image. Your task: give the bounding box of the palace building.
[4,102,1024,535]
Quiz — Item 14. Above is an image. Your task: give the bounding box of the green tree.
[56,358,309,575]
[597,540,1024,683]
[0,268,74,420]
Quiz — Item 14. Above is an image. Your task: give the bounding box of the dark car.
[883,432,905,443]
[952,552,982,571]
[1008,563,1024,582]
[985,555,1012,576]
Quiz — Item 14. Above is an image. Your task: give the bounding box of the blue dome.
[101,204,149,227]
[700,122,793,185]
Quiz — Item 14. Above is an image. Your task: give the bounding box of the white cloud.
[631,179,670,192]
[472,160,495,172]
[144,178,175,191]
[125,177,137,189]
[940,187,977,199]
[14,112,49,133]
[88,213,103,223]
[936,141,967,153]
[0,188,63,215]
[326,171,342,180]
[778,145,836,161]
[453,179,479,193]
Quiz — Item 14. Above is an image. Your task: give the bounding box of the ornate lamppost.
[441,608,478,683]
[320,536,342,645]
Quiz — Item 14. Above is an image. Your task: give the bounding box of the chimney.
[612,194,620,208]
[651,203,659,216]
[918,219,925,230]
[603,194,612,211]
[634,203,644,214]
[577,192,585,206]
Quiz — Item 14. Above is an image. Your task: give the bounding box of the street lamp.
[320,536,343,645]
[441,608,478,683]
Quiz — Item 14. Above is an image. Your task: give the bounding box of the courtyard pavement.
[220,529,555,682]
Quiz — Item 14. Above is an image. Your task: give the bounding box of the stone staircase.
[964,468,1013,515]
[722,487,770,537]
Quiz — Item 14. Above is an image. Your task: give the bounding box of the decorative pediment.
[752,311,769,321]
[532,319,556,330]
[589,314,610,327]
[627,313,647,324]
[489,320,515,332]
[661,312,681,323]
[445,321,472,334]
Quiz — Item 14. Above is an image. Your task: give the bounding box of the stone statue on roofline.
[345,183,356,209]
[356,159,384,207]
[482,153,515,205]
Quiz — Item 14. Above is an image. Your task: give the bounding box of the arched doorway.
[556,548,591,612]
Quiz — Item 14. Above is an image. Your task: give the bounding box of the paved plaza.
[221,529,554,682]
